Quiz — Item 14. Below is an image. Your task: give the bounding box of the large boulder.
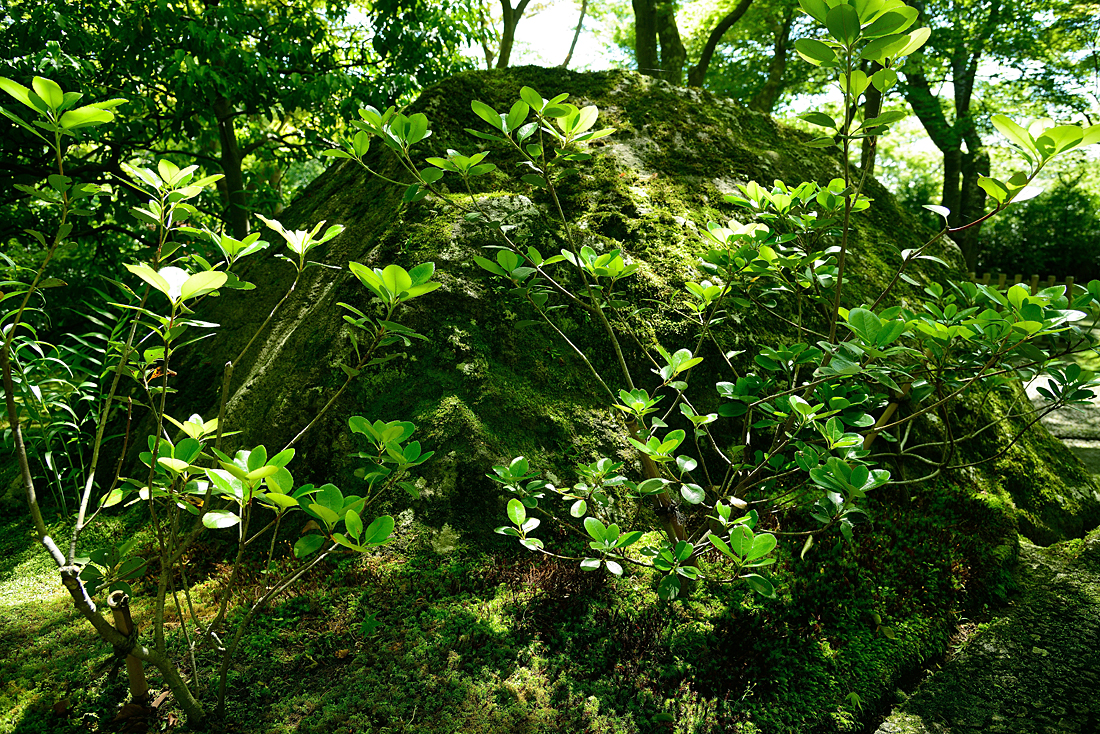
[155,65,1100,731]
[172,65,1096,544]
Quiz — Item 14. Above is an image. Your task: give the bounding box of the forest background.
[4,0,1100,305]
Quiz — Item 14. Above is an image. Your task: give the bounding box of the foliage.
[0,0,478,314]
[889,0,1095,267]
[976,177,1100,283]
[0,74,439,726]
[329,0,1100,609]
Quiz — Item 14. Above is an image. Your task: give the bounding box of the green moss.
[134,66,1099,733]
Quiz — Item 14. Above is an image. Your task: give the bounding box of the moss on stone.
[161,66,1100,733]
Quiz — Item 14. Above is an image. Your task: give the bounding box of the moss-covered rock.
[156,66,1100,732]
[174,66,943,516]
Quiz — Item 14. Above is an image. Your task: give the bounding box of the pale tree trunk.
[561,0,589,68]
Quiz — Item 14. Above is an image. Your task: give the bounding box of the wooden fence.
[968,272,1084,295]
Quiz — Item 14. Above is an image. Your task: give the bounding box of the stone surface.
[874,533,1100,734]
[1063,439,1100,476]
[1028,351,1100,474]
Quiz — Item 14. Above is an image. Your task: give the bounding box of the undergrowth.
[0,473,1017,734]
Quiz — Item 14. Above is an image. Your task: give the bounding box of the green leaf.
[381,264,413,296]
[860,32,910,63]
[309,504,340,528]
[795,38,838,66]
[180,270,227,300]
[673,540,694,562]
[261,493,300,511]
[584,516,607,541]
[363,515,395,545]
[0,77,38,111]
[800,112,837,129]
[519,86,544,110]
[710,534,737,560]
[798,0,829,23]
[117,557,146,579]
[680,483,706,504]
[992,115,1037,157]
[124,263,171,299]
[202,509,241,529]
[729,525,753,558]
[657,574,682,600]
[744,573,776,598]
[419,167,444,184]
[32,76,64,111]
[507,497,526,526]
[473,255,507,276]
[977,176,1008,203]
[505,100,529,132]
[848,307,882,342]
[895,26,931,57]
[746,533,777,561]
[471,100,503,131]
[345,508,363,541]
[875,320,907,347]
[861,7,917,37]
[294,535,325,559]
[59,104,115,129]
[825,4,861,45]
[870,68,899,92]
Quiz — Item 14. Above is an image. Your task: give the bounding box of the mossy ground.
[0,463,1026,734]
[875,530,1100,734]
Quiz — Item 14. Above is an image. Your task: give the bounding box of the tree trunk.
[956,146,990,269]
[496,0,532,69]
[746,7,794,112]
[902,70,988,268]
[477,0,498,68]
[687,0,755,87]
[633,0,660,77]
[899,0,1001,269]
[213,96,249,240]
[655,3,686,84]
[561,0,588,68]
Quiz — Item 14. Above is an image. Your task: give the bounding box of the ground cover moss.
[0,471,1021,733]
